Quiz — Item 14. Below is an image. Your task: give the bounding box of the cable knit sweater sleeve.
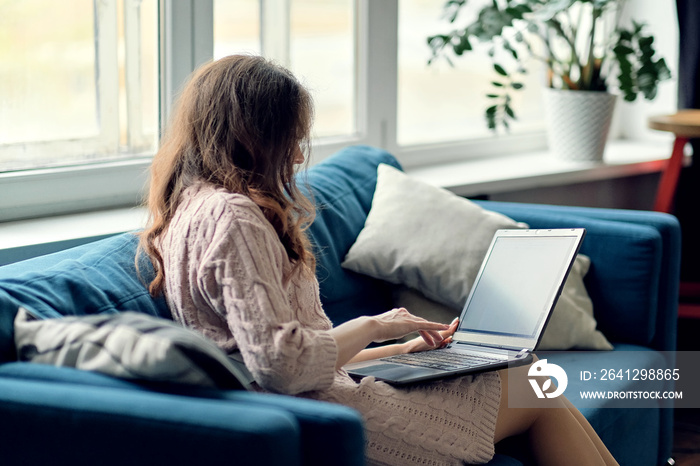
[180,190,338,395]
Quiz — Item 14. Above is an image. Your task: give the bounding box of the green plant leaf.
[656,58,672,80]
[505,6,524,20]
[613,44,634,56]
[453,34,472,55]
[494,63,508,76]
[426,0,669,132]
[618,30,633,42]
[503,40,519,60]
[486,113,497,130]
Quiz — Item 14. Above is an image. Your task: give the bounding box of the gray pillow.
[14,308,252,389]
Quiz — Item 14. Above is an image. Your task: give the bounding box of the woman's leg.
[561,395,618,465]
[493,363,618,466]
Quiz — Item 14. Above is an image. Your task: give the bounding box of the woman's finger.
[418,330,439,347]
[426,329,444,343]
[439,336,453,348]
[419,321,451,331]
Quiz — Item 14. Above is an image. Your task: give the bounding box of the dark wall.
[674,0,700,281]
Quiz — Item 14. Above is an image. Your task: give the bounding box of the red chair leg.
[654,136,689,213]
[679,303,700,319]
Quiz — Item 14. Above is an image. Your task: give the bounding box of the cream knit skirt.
[311,371,502,466]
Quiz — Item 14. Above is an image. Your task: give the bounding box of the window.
[214,0,356,139]
[0,0,158,172]
[397,0,546,146]
[213,0,261,57]
[0,0,679,223]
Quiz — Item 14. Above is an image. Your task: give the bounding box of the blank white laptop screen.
[458,235,579,339]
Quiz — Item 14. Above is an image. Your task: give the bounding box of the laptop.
[344,228,586,385]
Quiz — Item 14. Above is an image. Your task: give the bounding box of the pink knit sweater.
[161,182,502,465]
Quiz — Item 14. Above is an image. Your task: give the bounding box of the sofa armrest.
[476,201,680,352]
[0,362,366,466]
[0,375,302,466]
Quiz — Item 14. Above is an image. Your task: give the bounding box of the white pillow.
[14,308,252,389]
[342,163,528,309]
[342,163,613,350]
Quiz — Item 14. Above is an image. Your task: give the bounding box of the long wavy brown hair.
[139,55,316,297]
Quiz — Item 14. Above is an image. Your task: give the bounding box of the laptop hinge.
[454,341,531,357]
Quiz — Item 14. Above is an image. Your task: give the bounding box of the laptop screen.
[455,229,584,349]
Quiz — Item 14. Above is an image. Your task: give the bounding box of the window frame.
[0,0,676,223]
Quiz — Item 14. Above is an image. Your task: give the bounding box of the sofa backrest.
[0,145,398,361]
[302,145,400,326]
[0,234,170,362]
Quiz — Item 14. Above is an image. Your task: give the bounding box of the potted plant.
[427,0,672,160]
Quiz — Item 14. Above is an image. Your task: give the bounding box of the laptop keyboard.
[381,350,503,372]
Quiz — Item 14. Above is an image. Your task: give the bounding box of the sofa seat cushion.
[545,344,669,464]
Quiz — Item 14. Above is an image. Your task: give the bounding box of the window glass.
[0,1,98,145]
[0,0,158,172]
[214,0,356,139]
[397,0,545,146]
[290,0,355,139]
[213,0,261,57]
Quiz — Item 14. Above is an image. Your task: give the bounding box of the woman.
[140,55,617,466]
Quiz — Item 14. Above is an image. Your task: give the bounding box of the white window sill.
[0,139,685,264]
[405,139,683,197]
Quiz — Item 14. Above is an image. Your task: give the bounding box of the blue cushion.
[0,361,145,391]
[301,145,402,325]
[0,361,364,466]
[0,289,20,361]
[0,232,168,319]
[0,376,301,466]
[0,233,170,362]
[221,391,366,466]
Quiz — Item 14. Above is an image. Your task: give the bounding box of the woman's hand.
[402,317,460,354]
[370,308,451,346]
[331,308,452,369]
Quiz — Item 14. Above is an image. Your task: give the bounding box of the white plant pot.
[543,88,617,162]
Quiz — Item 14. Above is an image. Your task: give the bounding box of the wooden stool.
[648,109,700,319]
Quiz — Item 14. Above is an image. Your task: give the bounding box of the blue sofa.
[0,145,679,465]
